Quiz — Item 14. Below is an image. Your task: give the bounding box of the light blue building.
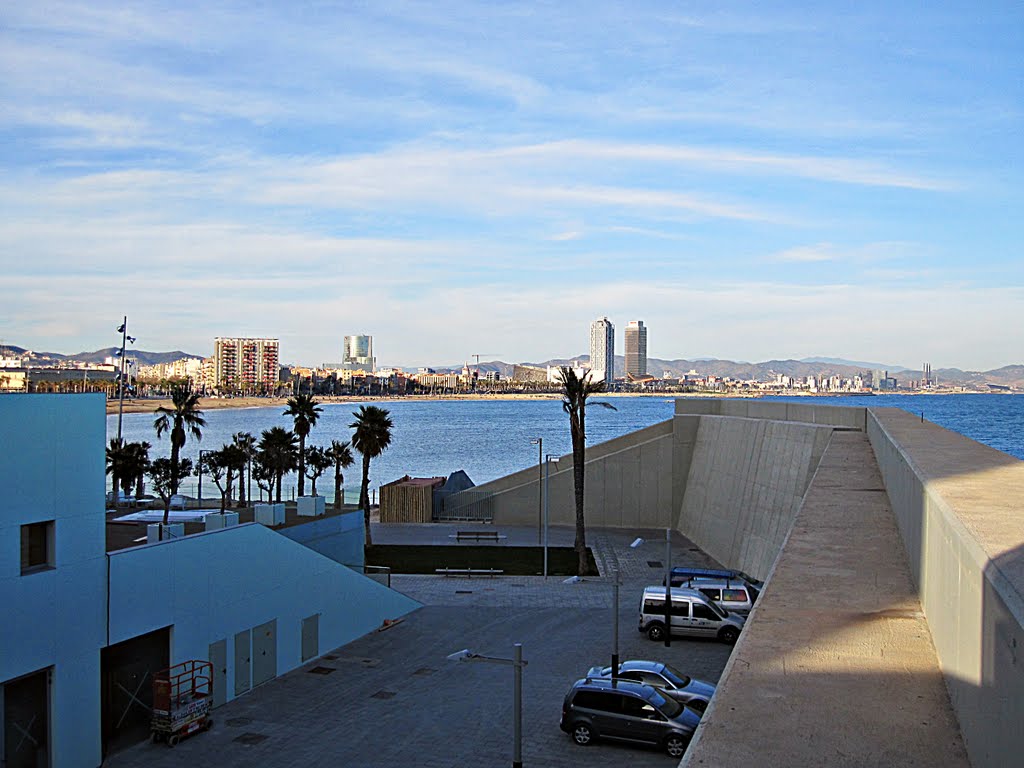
[0,395,419,766]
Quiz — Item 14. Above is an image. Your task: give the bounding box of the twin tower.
[590,318,647,385]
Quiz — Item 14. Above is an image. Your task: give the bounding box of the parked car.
[585,660,716,711]
[664,566,762,588]
[668,578,760,617]
[560,677,701,758]
[638,586,745,644]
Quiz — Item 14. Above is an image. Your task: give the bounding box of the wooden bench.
[453,530,501,542]
[434,567,504,578]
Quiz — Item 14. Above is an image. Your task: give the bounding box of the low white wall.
[677,415,833,581]
[867,408,1024,768]
[108,523,420,705]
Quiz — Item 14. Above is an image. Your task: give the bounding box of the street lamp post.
[530,437,542,544]
[114,317,136,444]
[543,454,558,578]
[664,527,672,648]
[612,568,620,680]
[447,644,528,768]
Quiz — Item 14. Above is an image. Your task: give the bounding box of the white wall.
[0,395,106,768]
[107,523,419,704]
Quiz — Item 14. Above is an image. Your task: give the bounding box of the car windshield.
[660,664,691,688]
[650,689,682,718]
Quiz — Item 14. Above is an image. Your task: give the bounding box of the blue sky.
[1,1,1021,370]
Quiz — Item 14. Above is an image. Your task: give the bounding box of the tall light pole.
[197,449,211,504]
[612,568,621,680]
[530,437,542,544]
[447,644,528,768]
[543,454,558,578]
[115,317,136,444]
[664,527,672,648]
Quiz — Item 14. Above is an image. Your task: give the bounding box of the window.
[574,691,621,713]
[20,521,54,574]
[699,588,722,601]
[622,696,660,720]
[692,603,719,620]
[670,600,690,618]
[722,588,748,603]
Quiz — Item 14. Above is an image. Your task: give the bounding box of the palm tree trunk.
[573,409,588,576]
[275,472,283,503]
[170,442,181,495]
[297,435,306,496]
[334,465,343,510]
[361,452,373,547]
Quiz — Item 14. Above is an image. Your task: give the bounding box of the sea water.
[107,394,1024,498]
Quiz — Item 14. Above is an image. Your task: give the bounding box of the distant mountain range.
[0,345,201,368]
[4,344,1022,389]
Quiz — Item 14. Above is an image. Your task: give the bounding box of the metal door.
[233,630,251,697]
[301,615,319,662]
[208,640,227,708]
[3,668,49,768]
[252,620,277,687]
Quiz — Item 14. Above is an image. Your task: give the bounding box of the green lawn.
[365,544,599,576]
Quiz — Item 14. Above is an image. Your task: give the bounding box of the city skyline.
[1,2,1021,370]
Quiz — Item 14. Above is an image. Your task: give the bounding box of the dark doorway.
[101,627,169,756]
[3,667,50,768]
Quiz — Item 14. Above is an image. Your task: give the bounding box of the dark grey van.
[559,677,701,758]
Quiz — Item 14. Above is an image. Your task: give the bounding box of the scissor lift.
[150,660,213,747]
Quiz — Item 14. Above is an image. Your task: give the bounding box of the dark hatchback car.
[559,677,702,758]
[585,660,716,712]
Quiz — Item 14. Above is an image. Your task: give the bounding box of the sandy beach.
[105,392,569,415]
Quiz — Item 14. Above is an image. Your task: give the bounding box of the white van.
[638,587,745,644]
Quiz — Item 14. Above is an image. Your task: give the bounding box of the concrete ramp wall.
[487,420,676,529]
[867,407,1024,768]
[677,415,833,582]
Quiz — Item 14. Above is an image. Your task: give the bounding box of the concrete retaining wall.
[676,415,833,582]
[867,407,1024,768]
[487,420,676,529]
[675,397,867,430]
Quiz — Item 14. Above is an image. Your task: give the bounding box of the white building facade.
[589,317,615,386]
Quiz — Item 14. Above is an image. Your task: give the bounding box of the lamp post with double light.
[447,644,528,768]
[114,317,136,444]
[530,437,542,544]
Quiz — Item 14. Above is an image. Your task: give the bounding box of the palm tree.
[350,405,393,546]
[150,457,195,525]
[258,426,298,503]
[232,432,257,507]
[557,366,616,576]
[327,440,355,510]
[153,383,206,495]
[284,394,323,497]
[303,446,332,496]
[105,439,128,505]
[129,441,152,499]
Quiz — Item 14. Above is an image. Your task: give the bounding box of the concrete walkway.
[682,430,971,767]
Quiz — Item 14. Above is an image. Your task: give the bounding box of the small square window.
[20,521,54,574]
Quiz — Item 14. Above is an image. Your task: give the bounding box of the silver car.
[586,660,716,712]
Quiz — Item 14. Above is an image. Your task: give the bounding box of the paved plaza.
[104,527,734,768]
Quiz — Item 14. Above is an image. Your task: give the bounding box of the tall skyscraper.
[589,317,614,386]
[213,337,279,394]
[625,320,648,378]
[343,334,375,371]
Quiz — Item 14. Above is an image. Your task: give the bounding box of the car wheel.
[646,622,666,641]
[572,722,595,746]
[719,626,739,644]
[665,733,689,758]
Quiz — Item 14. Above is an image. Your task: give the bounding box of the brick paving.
[104,528,731,768]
